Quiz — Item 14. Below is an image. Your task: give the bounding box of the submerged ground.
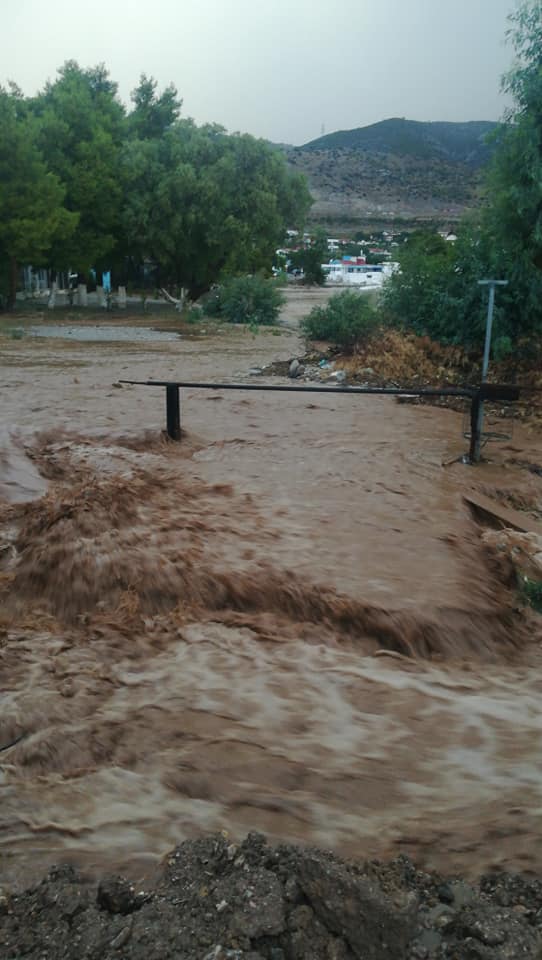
[1,290,542,905]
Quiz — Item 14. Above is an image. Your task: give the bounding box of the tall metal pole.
[472,279,508,462]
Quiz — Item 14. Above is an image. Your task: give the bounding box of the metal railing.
[119,379,521,463]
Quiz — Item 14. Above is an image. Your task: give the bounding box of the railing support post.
[166,385,181,441]
[469,390,482,463]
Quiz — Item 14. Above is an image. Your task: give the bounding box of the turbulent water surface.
[1,302,542,889]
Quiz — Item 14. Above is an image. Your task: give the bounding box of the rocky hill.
[286,118,499,228]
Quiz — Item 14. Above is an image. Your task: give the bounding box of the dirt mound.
[1,832,541,960]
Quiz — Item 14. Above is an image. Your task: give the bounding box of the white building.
[322,260,398,288]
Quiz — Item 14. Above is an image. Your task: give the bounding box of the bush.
[301,290,379,349]
[203,275,285,326]
[186,304,204,324]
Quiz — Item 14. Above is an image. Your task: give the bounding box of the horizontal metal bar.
[479,383,520,402]
[118,379,475,399]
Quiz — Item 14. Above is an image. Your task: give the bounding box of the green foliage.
[1,61,311,300]
[302,119,497,168]
[204,274,285,325]
[492,335,513,361]
[383,1,542,348]
[521,577,542,613]
[0,87,77,307]
[382,230,466,343]
[383,217,542,347]
[121,122,311,296]
[186,304,204,324]
[301,290,379,349]
[30,61,125,273]
[485,2,542,273]
[288,228,327,285]
[128,74,182,140]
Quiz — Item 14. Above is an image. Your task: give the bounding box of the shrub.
[301,290,379,349]
[186,304,204,324]
[203,275,285,325]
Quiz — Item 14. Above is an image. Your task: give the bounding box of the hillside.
[286,118,500,228]
[302,118,498,167]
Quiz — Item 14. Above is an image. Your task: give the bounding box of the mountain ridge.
[284,118,501,228]
[299,118,499,168]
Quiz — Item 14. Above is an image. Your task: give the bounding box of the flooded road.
[1,301,542,888]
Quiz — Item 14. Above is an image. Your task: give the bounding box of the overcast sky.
[4,0,517,145]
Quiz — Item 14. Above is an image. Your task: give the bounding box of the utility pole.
[471,279,508,462]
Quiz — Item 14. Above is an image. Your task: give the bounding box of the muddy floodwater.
[1,295,542,890]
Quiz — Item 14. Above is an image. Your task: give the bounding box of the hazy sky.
[4,0,517,145]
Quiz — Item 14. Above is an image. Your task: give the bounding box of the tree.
[382,1,542,350]
[30,61,125,275]
[128,75,182,140]
[121,121,311,296]
[486,2,542,267]
[0,88,76,308]
[289,228,328,285]
[469,0,542,344]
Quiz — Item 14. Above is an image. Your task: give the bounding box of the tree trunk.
[7,257,18,310]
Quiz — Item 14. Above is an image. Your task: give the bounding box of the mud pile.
[1,832,541,960]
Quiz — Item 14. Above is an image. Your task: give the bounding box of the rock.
[449,903,539,955]
[329,370,347,384]
[110,921,133,950]
[426,903,454,928]
[248,367,263,376]
[298,854,417,960]
[437,882,454,904]
[289,359,301,378]
[448,880,477,909]
[227,870,285,939]
[56,886,90,920]
[203,947,224,960]
[0,886,11,915]
[361,367,376,376]
[96,875,145,915]
[288,904,315,932]
[416,928,442,952]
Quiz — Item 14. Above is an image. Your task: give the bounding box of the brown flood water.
[2,301,542,888]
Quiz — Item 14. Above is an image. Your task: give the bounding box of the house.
[322,259,398,287]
